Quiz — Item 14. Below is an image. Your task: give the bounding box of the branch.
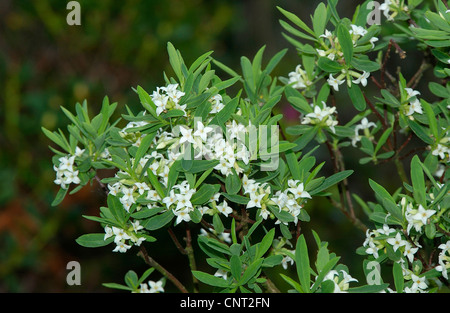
[138,246,189,293]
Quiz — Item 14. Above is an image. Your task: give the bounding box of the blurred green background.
[0,0,418,292]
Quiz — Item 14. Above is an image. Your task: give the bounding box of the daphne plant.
[42,0,449,293]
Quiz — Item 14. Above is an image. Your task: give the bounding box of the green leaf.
[374,127,393,155]
[277,6,316,38]
[230,255,242,282]
[351,57,380,73]
[107,194,125,223]
[76,233,113,248]
[186,160,220,174]
[293,125,318,151]
[240,259,263,286]
[317,57,344,73]
[369,179,395,204]
[393,261,404,293]
[337,24,353,64]
[167,42,185,85]
[191,184,219,205]
[125,270,139,289]
[295,234,310,293]
[310,170,354,195]
[347,283,389,293]
[256,228,275,259]
[102,283,133,291]
[347,83,366,111]
[133,132,156,171]
[311,256,340,293]
[285,149,302,180]
[312,2,328,38]
[407,119,434,144]
[421,99,439,139]
[147,169,166,199]
[192,271,231,288]
[143,210,174,231]
[411,155,426,206]
[51,187,68,206]
[280,273,303,292]
[225,171,241,195]
[213,213,224,234]
[222,193,249,205]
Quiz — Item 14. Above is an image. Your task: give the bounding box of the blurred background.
[0,0,427,292]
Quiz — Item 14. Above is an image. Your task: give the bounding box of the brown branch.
[138,246,189,293]
[167,228,187,255]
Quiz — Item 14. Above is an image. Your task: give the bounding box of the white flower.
[74,146,85,157]
[403,242,418,263]
[148,280,164,293]
[135,182,150,195]
[377,224,396,235]
[327,74,345,91]
[131,220,144,233]
[412,205,436,225]
[432,143,449,160]
[365,241,379,259]
[108,182,121,196]
[352,71,370,87]
[281,254,294,270]
[287,182,311,200]
[217,200,233,217]
[323,270,358,293]
[350,24,367,37]
[246,193,265,209]
[175,192,193,211]
[104,226,113,240]
[193,121,213,142]
[287,65,312,89]
[386,233,406,252]
[179,126,195,145]
[113,241,132,253]
[112,227,131,243]
[410,274,427,290]
[58,155,76,172]
[405,87,420,99]
[174,208,192,224]
[406,99,423,116]
[214,269,228,280]
[209,94,224,113]
[63,170,81,185]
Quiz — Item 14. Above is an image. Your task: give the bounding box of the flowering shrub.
[42,0,449,293]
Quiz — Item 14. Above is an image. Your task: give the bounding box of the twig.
[167,228,187,255]
[138,246,189,293]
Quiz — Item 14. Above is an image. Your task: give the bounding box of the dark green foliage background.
[0,0,424,292]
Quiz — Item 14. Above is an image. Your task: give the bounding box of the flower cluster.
[380,0,409,21]
[402,87,423,118]
[301,101,338,134]
[270,179,311,225]
[431,134,450,163]
[163,180,199,225]
[287,64,314,90]
[436,241,450,279]
[361,192,448,292]
[151,83,186,116]
[104,222,146,253]
[136,280,165,293]
[322,269,358,293]
[403,200,436,235]
[53,148,84,189]
[351,117,377,147]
